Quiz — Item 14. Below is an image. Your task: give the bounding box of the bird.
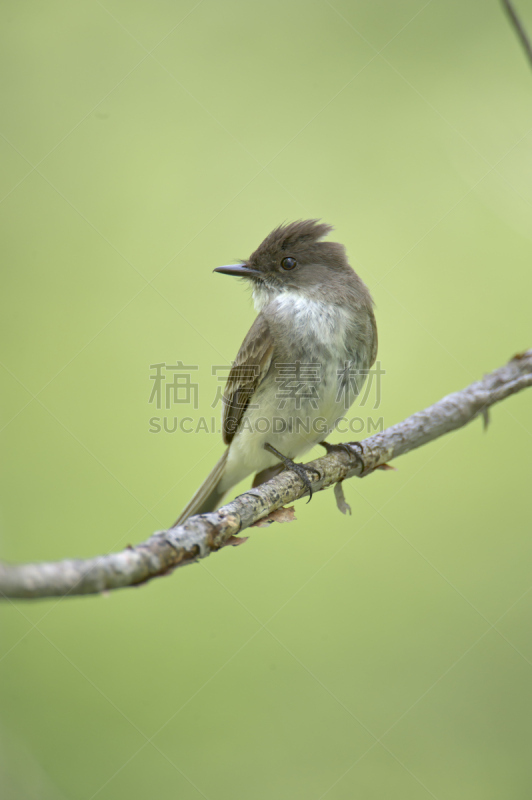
[174,219,377,525]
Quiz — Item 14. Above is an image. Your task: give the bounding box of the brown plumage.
[222,313,274,445]
[174,220,377,525]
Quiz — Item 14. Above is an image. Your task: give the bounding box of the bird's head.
[214,220,355,300]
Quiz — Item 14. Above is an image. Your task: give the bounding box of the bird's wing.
[222,313,275,445]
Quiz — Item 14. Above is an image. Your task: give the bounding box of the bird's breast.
[267,293,353,360]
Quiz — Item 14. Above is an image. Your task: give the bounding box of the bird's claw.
[320,441,365,473]
[264,443,320,503]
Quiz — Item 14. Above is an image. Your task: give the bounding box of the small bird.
[175,220,377,524]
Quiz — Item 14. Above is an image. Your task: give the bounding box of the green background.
[1,1,532,797]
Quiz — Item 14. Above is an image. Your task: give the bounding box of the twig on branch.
[1,351,531,600]
[501,0,532,70]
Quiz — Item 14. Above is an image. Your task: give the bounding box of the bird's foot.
[264,443,321,503]
[320,440,365,473]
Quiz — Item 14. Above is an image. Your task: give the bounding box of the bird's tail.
[173,449,229,526]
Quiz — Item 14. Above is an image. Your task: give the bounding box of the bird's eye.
[281,257,297,270]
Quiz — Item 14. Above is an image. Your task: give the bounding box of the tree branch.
[501,0,532,70]
[1,350,531,600]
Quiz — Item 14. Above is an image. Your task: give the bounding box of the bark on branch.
[1,350,531,600]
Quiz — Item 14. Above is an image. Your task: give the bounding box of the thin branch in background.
[0,350,531,600]
[501,0,532,70]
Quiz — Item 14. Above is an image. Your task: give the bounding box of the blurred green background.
[1,0,532,797]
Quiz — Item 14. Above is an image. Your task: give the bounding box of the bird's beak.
[213,263,261,278]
